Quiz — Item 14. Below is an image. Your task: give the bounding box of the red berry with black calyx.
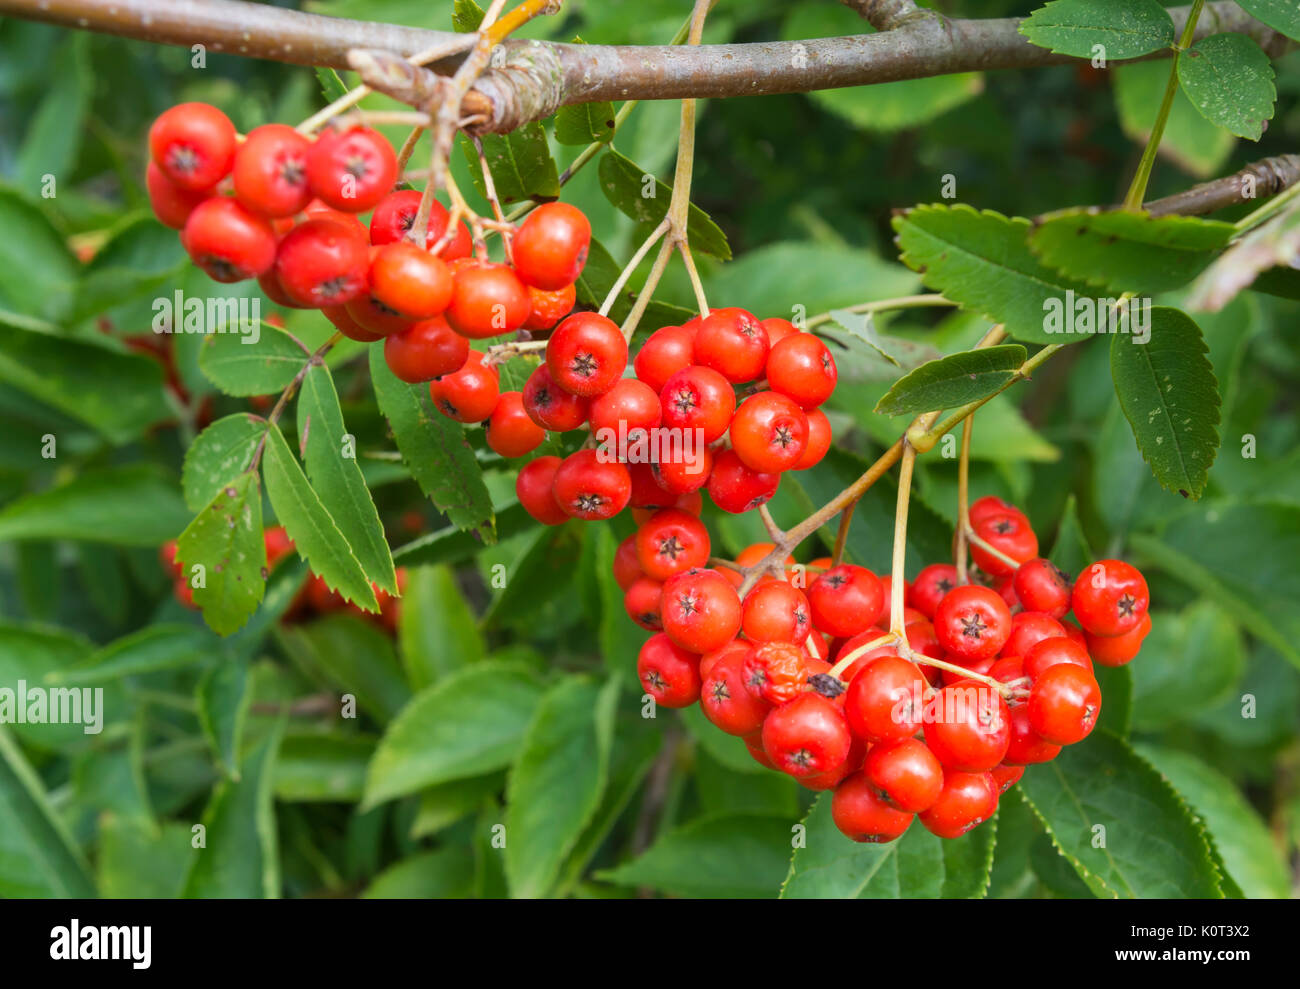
[660,568,742,654]
[911,563,959,620]
[865,737,945,813]
[485,391,545,459]
[1027,664,1102,745]
[659,365,736,443]
[149,102,237,192]
[918,770,998,839]
[1022,636,1093,680]
[512,202,591,290]
[741,581,812,645]
[370,242,454,319]
[147,162,210,230]
[635,508,711,581]
[766,332,837,409]
[274,218,370,307]
[807,564,885,638]
[551,449,631,521]
[515,456,568,525]
[633,325,695,393]
[729,392,809,473]
[968,495,1018,527]
[369,189,471,259]
[589,378,661,447]
[971,511,1039,577]
[1014,558,1072,619]
[701,648,771,737]
[832,771,913,843]
[843,654,928,743]
[429,350,499,423]
[233,123,313,218]
[623,577,664,631]
[1085,612,1151,667]
[934,584,1012,663]
[546,312,627,397]
[1002,611,1066,659]
[692,307,768,383]
[445,261,531,339]
[522,364,590,432]
[706,449,779,514]
[991,763,1025,794]
[653,431,715,496]
[636,633,702,709]
[383,316,469,383]
[924,682,1010,772]
[344,293,414,338]
[742,640,809,705]
[305,125,397,212]
[1072,559,1149,637]
[762,692,853,779]
[182,198,277,283]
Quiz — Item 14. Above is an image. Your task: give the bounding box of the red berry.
[1013,558,1072,619]
[146,161,210,229]
[637,633,701,708]
[233,123,313,217]
[613,533,644,591]
[761,317,799,346]
[971,512,1039,577]
[485,391,545,458]
[1027,664,1101,745]
[865,737,944,813]
[844,655,928,743]
[795,407,832,471]
[429,350,499,423]
[729,392,809,473]
[623,577,664,631]
[515,456,568,525]
[743,640,809,705]
[744,731,779,771]
[807,564,885,638]
[344,293,415,338]
[589,379,661,446]
[766,333,837,409]
[969,495,1017,527]
[991,763,1025,793]
[149,102,237,192]
[512,202,590,290]
[832,771,913,842]
[546,312,628,397]
[551,449,631,521]
[1003,704,1062,765]
[762,693,853,779]
[1022,637,1093,680]
[1085,612,1151,667]
[701,648,771,736]
[706,448,779,514]
[369,189,471,259]
[1002,611,1066,658]
[322,303,383,342]
[370,242,454,319]
[635,508,711,581]
[182,198,277,283]
[692,308,768,383]
[924,682,1010,772]
[911,563,959,620]
[522,364,590,432]
[383,316,469,383]
[741,581,812,645]
[445,261,531,339]
[274,218,370,306]
[661,568,742,654]
[633,325,695,393]
[652,431,714,496]
[659,365,735,443]
[934,585,1012,662]
[522,283,576,331]
[305,126,397,212]
[1072,559,1149,637]
[918,771,998,839]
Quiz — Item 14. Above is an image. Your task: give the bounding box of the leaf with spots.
[176,471,267,637]
[198,322,309,397]
[1177,33,1276,141]
[1019,0,1175,59]
[461,124,560,205]
[182,413,266,513]
[1109,307,1220,499]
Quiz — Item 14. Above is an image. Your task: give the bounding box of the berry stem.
[954,413,973,583]
[889,440,916,635]
[758,504,784,543]
[678,239,710,317]
[827,631,899,680]
[963,526,1023,571]
[804,293,956,329]
[600,217,670,319]
[618,235,675,342]
[482,338,548,366]
[830,499,856,567]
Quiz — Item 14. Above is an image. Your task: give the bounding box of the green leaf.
[1114,60,1235,178]
[197,655,250,778]
[1017,731,1222,898]
[297,362,396,594]
[1109,307,1220,498]
[274,731,374,803]
[410,774,503,837]
[0,725,96,897]
[893,204,1095,344]
[314,66,350,103]
[16,35,91,192]
[573,236,694,331]
[0,188,79,322]
[679,704,767,775]
[363,662,545,808]
[555,101,617,146]
[0,622,102,750]
[452,0,486,33]
[362,847,476,898]
[506,677,618,897]
[1177,33,1276,141]
[1048,493,1093,577]
[262,424,377,611]
[826,309,924,368]
[1019,0,1174,59]
[781,794,995,898]
[0,313,172,442]
[198,322,308,397]
[462,123,560,204]
[392,502,532,567]
[0,465,191,546]
[53,624,215,686]
[182,413,267,513]
[96,817,195,898]
[875,345,1026,417]
[598,149,731,260]
[398,564,485,690]
[368,344,495,543]
[182,719,284,898]
[178,471,267,636]
[1234,0,1300,41]
[1029,209,1235,294]
[1129,602,1244,730]
[275,614,410,723]
[1135,744,1290,899]
[598,814,794,898]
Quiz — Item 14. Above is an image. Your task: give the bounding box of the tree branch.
[1,0,1290,133]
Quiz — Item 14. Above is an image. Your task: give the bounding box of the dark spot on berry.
[960,612,989,639]
[808,673,845,699]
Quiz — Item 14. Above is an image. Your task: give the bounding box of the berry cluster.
[619,494,1151,843]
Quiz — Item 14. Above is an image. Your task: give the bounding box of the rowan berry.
[991,763,1026,793]
[766,333,837,409]
[1085,612,1151,667]
[369,242,453,319]
[652,432,715,495]
[232,123,313,217]
[589,379,661,446]
[635,508,711,581]
[146,162,210,229]
[551,449,632,521]
[701,648,771,737]
[1002,611,1066,659]
[865,737,945,813]
[762,692,852,779]
[149,102,237,192]
[613,533,645,591]
[263,526,295,568]
[485,391,545,459]
[1013,558,1072,619]
[843,655,928,743]
[546,312,627,397]
[305,125,397,212]
[274,218,370,306]
[445,261,531,339]
[522,364,590,432]
[515,456,568,525]
[795,407,832,471]
[383,316,469,383]
[661,568,742,654]
[918,770,998,839]
[934,584,1012,662]
[692,308,768,383]
[1003,704,1061,765]
[971,511,1039,577]
[633,324,695,393]
[1027,664,1101,745]
[761,317,799,346]
[1022,636,1093,680]
[522,283,576,331]
[369,189,471,259]
[729,392,809,473]
[182,198,277,283]
[706,449,779,514]
[344,293,414,338]
[911,563,959,620]
[807,564,885,638]
[1072,559,1149,637]
[832,771,913,843]
[322,303,383,342]
[637,633,701,708]
[699,638,754,682]
[512,202,591,289]
[924,682,1010,772]
[659,365,735,443]
[968,495,1018,527]
[623,577,664,631]
[742,582,812,646]
[429,350,499,423]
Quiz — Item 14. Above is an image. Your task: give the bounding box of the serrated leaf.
[875,344,1026,416]
[1234,0,1300,41]
[505,677,618,898]
[893,204,1096,344]
[0,465,191,546]
[1019,0,1174,59]
[1114,60,1235,178]
[781,794,996,898]
[462,123,560,204]
[183,413,266,513]
[297,362,396,593]
[314,66,350,103]
[178,471,267,636]
[598,149,731,260]
[263,425,377,610]
[1177,33,1276,141]
[198,322,308,397]
[369,344,495,542]
[197,654,250,778]
[1109,307,1220,498]
[1030,208,1235,294]
[1129,602,1244,730]
[363,662,545,808]
[398,564,485,690]
[1018,731,1222,898]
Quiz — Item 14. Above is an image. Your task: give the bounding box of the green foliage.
[1177,34,1277,141]
[875,345,1026,416]
[598,149,732,260]
[1019,0,1174,60]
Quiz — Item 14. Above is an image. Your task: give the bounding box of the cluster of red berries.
[161,527,405,633]
[619,494,1151,843]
